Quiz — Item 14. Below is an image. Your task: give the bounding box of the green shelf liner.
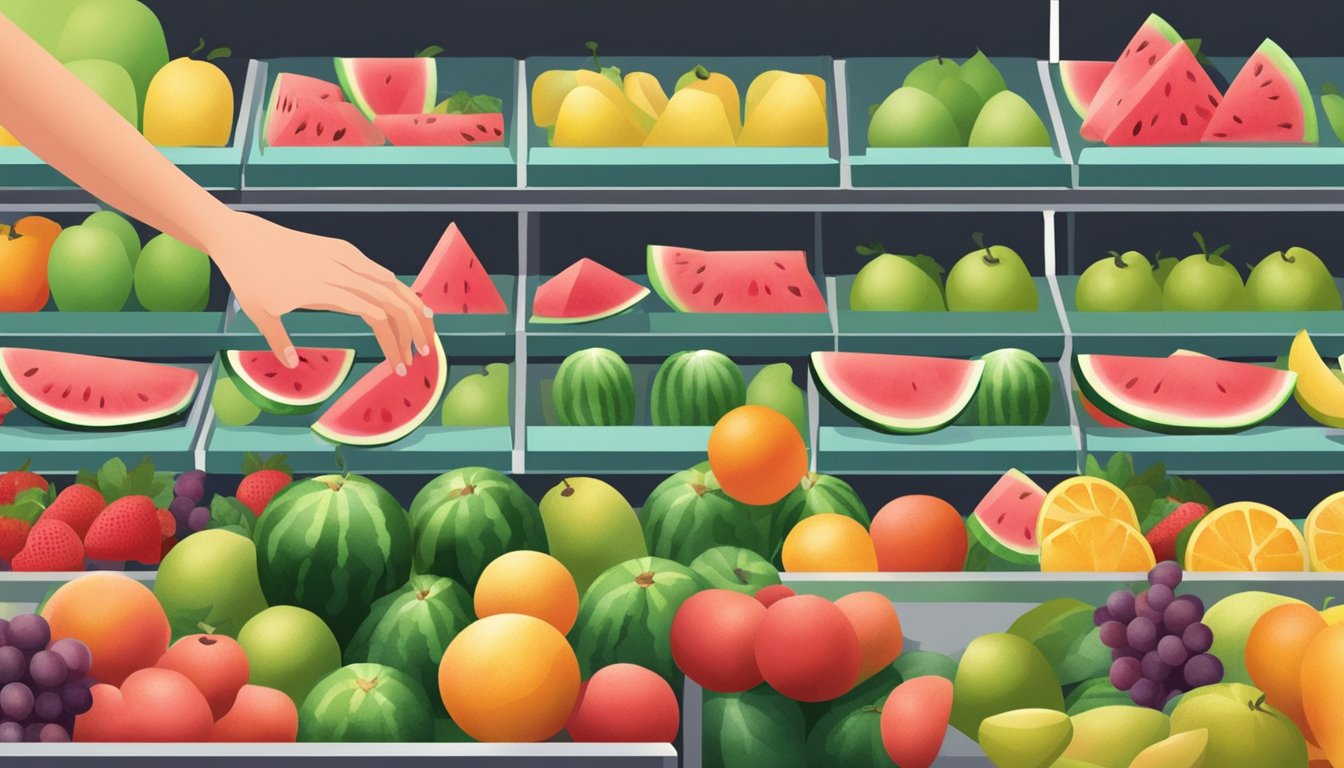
[0,310,228,358]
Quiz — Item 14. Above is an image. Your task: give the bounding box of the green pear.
[868,86,961,148]
[979,709,1074,768]
[1322,85,1344,142]
[1169,685,1305,768]
[441,363,510,427]
[746,363,807,440]
[946,233,1039,312]
[849,250,945,311]
[950,633,1064,738]
[960,50,1008,102]
[904,56,961,94]
[538,477,648,594]
[969,90,1051,147]
[1163,233,1247,312]
[1061,706,1170,768]
[1075,251,1163,311]
[1246,246,1342,311]
[936,77,984,145]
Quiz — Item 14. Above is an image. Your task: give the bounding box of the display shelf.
[242,58,519,189]
[846,58,1072,188]
[0,309,229,358]
[0,743,678,767]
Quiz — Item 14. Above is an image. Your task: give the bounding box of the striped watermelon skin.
[651,350,746,426]
[343,575,473,710]
[570,556,705,682]
[297,663,433,742]
[553,348,636,426]
[409,468,547,590]
[643,466,774,564]
[970,348,1054,426]
[690,546,781,595]
[773,474,868,560]
[255,474,413,647]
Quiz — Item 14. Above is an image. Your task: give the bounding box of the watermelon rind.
[221,348,354,415]
[969,348,1054,426]
[646,245,826,314]
[552,347,637,426]
[311,334,447,447]
[809,351,983,435]
[1059,61,1114,119]
[1253,39,1317,144]
[0,348,198,430]
[334,57,437,122]
[529,287,650,325]
[1080,13,1182,139]
[965,514,1040,568]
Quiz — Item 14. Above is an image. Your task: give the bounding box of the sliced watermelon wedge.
[1073,353,1297,434]
[0,348,198,430]
[1202,39,1318,144]
[411,223,508,315]
[334,58,437,121]
[1081,13,1183,140]
[221,347,354,415]
[263,73,345,143]
[648,245,827,314]
[375,113,505,146]
[967,469,1047,566]
[531,258,650,324]
[1060,60,1115,118]
[266,100,385,148]
[311,335,447,447]
[1099,42,1222,146]
[810,351,983,434]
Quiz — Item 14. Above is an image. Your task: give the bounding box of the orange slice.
[1306,491,1344,572]
[1184,501,1307,572]
[1037,476,1139,543]
[1040,516,1157,572]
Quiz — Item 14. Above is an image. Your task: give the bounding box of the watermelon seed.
[1151,114,1159,127]
[1018,491,1032,500]
[763,285,772,295]
[476,124,486,132]
[1261,80,1273,88]
[1148,54,1157,66]
[321,354,329,362]
[1255,63,1264,76]
[82,386,91,402]
[774,262,786,271]
[1136,40,1150,53]
[1185,70,1196,83]
[462,303,469,312]
[293,120,308,135]
[293,382,302,392]
[264,372,277,378]
[332,128,347,142]
[464,280,470,294]
[733,568,749,585]
[1217,382,1227,393]
[713,292,724,306]
[748,280,759,296]
[997,512,1007,524]
[1124,377,1138,389]
[299,354,308,363]
[21,368,37,377]
[424,375,432,389]
[1153,379,1163,394]
[316,122,325,137]
[695,265,705,274]
[41,383,51,394]
[61,386,71,399]
[426,117,437,124]
[1270,95,1281,101]
[691,282,704,295]
[461,132,477,142]
[1233,116,1244,124]
[1212,132,1227,138]
[98,397,104,409]
[1208,94,1219,107]
[1025,526,1033,541]
[911,381,918,391]
[137,393,149,402]
[1132,121,1142,137]
[403,397,412,407]
[1194,105,1212,120]
[385,74,393,84]
[1165,82,1172,97]
[1278,122,1295,130]
[381,408,393,422]
[493,128,502,136]
[363,407,373,422]
[1180,113,1189,126]
[787,285,803,297]
[675,258,690,265]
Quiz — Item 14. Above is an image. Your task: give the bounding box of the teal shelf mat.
[1049,58,1344,188]
[847,58,1071,188]
[524,56,840,187]
[243,58,518,188]
[832,276,1064,357]
[203,356,514,474]
[0,310,228,358]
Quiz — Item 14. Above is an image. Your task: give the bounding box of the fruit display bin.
[1047,58,1344,188]
[846,58,1073,188]
[0,305,230,359]
[0,58,255,190]
[523,56,840,187]
[242,58,519,188]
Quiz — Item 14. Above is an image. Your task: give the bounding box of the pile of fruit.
[848,234,1038,312]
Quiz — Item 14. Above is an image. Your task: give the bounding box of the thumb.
[250,311,298,368]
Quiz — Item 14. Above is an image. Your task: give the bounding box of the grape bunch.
[0,613,94,742]
[1094,560,1224,710]
[169,470,210,537]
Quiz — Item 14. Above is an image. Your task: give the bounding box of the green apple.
[904,56,961,94]
[969,90,1050,147]
[946,233,1039,312]
[1075,251,1163,311]
[441,362,510,427]
[868,86,961,147]
[935,77,984,145]
[54,0,169,126]
[1163,233,1247,312]
[1246,246,1341,311]
[238,605,342,708]
[82,210,141,268]
[849,250,945,311]
[154,529,268,639]
[746,363,807,440]
[213,375,261,427]
[134,232,211,312]
[47,224,132,311]
[1169,684,1306,768]
[959,50,1008,102]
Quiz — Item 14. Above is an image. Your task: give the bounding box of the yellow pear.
[143,57,235,147]
[644,89,734,146]
[624,71,668,118]
[0,123,18,147]
[574,70,656,133]
[676,66,742,138]
[738,73,828,147]
[746,70,826,123]
[552,86,647,147]
[532,69,579,127]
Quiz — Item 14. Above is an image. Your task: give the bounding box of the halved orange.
[1040,516,1156,572]
[1184,502,1308,572]
[1037,476,1139,544]
[1305,491,1344,571]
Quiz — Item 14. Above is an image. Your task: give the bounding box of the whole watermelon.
[703,686,808,768]
[643,465,775,563]
[570,556,704,682]
[651,350,746,426]
[690,546,781,595]
[297,663,433,742]
[254,473,412,647]
[553,347,635,426]
[343,575,473,710]
[806,700,889,768]
[967,348,1054,426]
[773,473,868,559]
[408,467,546,590]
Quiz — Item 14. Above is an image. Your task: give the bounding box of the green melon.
[806,701,889,768]
[703,686,808,768]
[297,663,433,742]
[773,473,868,560]
[408,467,547,590]
[967,348,1054,426]
[642,465,775,563]
[651,350,746,426]
[569,556,704,682]
[343,575,473,710]
[255,473,413,647]
[689,546,781,594]
[553,347,636,426]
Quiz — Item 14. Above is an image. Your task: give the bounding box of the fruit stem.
[972,232,998,265]
[1108,250,1128,269]
[694,65,711,81]
[635,571,656,588]
[1324,596,1337,611]
[561,479,574,498]
[585,41,602,71]
[197,622,218,636]
[1249,693,1269,713]
[1280,250,1297,264]
[1192,231,1208,256]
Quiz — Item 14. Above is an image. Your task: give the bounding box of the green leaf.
[1140,498,1180,534]
[1124,485,1157,524]
[150,472,175,509]
[909,254,947,288]
[93,457,166,503]
[206,494,254,537]
[1084,454,1105,479]
[1105,453,1133,487]
[0,486,54,525]
[1132,460,1167,493]
[415,45,445,58]
[855,242,884,257]
[206,47,231,61]
[242,453,291,476]
[465,93,503,114]
[1175,476,1213,508]
[166,603,216,642]
[75,467,99,490]
[96,458,129,500]
[191,37,205,56]
[434,91,504,115]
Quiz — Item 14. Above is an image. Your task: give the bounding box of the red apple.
[671,589,765,693]
[754,595,861,702]
[156,634,250,720]
[881,676,953,768]
[212,684,299,742]
[754,584,796,608]
[565,664,679,742]
[74,668,213,742]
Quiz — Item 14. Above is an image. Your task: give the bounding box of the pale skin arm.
[0,12,433,373]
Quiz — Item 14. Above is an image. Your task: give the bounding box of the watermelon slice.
[334,58,437,121]
[1099,42,1222,146]
[647,246,827,314]
[411,223,508,315]
[263,73,345,143]
[1073,353,1296,434]
[531,258,650,324]
[1081,13,1183,140]
[967,469,1047,566]
[1202,39,1318,144]
[374,113,505,146]
[1060,60,1115,118]
[0,348,198,430]
[311,335,447,447]
[266,100,384,148]
[810,351,984,434]
[220,347,355,415]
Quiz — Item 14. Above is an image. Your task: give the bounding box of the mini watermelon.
[266,99,385,148]
[773,473,868,561]
[806,700,887,768]
[968,348,1054,426]
[1060,60,1114,118]
[703,687,809,768]
[262,73,344,143]
[374,113,505,146]
[311,334,447,446]
[964,469,1046,569]
[220,347,354,415]
[1099,42,1222,146]
[334,57,437,120]
[552,347,636,426]
[689,546,781,595]
[1073,353,1297,433]
[297,663,433,742]
[810,351,983,434]
[642,465,775,564]
[1080,13,1183,140]
[1202,39,1317,144]
[650,350,746,426]
[0,348,198,430]
[410,223,507,315]
[647,246,827,314]
[531,258,650,324]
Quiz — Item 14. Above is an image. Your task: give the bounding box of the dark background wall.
[1061,1,1344,59]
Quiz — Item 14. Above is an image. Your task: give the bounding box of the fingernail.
[283,347,298,367]
[423,306,434,318]
[396,363,407,377]
[418,344,430,356]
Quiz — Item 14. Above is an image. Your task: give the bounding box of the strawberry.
[1146,502,1210,563]
[157,508,176,538]
[237,470,292,517]
[0,518,31,564]
[160,535,178,562]
[11,519,84,571]
[0,393,13,425]
[0,462,48,505]
[84,495,162,565]
[42,484,105,539]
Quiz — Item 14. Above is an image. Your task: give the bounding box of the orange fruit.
[1305,491,1344,571]
[1302,623,1344,764]
[869,495,967,572]
[439,613,580,742]
[474,551,580,634]
[0,215,60,312]
[782,513,878,572]
[835,592,903,683]
[1037,476,1139,543]
[708,405,808,505]
[1184,501,1307,572]
[1246,603,1325,746]
[41,572,171,686]
[1040,516,1156,572]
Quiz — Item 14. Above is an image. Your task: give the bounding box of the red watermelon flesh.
[263,74,345,146]
[810,351,984,434]
[1081,13,1183,140]
[1060,60,1115,118]
[375,113,505,146]
[335,58,437,119]
[647,246,827,314]
[972,469,1047,557]
[1202,40,1317,143]
[531,258,650,324]
[311,335,447,447]
[222,347,354,414]
[267,100,384,148]
[1100,43,1222,146]
[0,348,198,430]
[411,223,507,314]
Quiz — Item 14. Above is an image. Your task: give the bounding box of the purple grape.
[169,495,195,518]
[188,506,210,532]
[1113,646,1143,661]
[1111,656,1142,691]
[1183,622,1214,654]
[60,682,91,715]
[27,651,67,690]
[48,640,90,680]
[1093,605,1113,627]
[0,647,24,685]
[1142,650,1172,682]
[0,721,19,742]
[174,471,206,502]
[22,722,43,742]
[0,618,9,646]
[32,691,61,721]
[1130,677,1164,709]
[1158,634,1189,667]
[1127,617,1159,652]
[1184,654,1224,688]
[1106,590,1137,623]
[1147,584,1175,614]
[38,722,69,742]
[1135,592,1162,623]
[1163,596,1203,637]
[6,614,49,652]
[0,682,33,720]
[1100,621,1128,649]
[1148,560,1183,589]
